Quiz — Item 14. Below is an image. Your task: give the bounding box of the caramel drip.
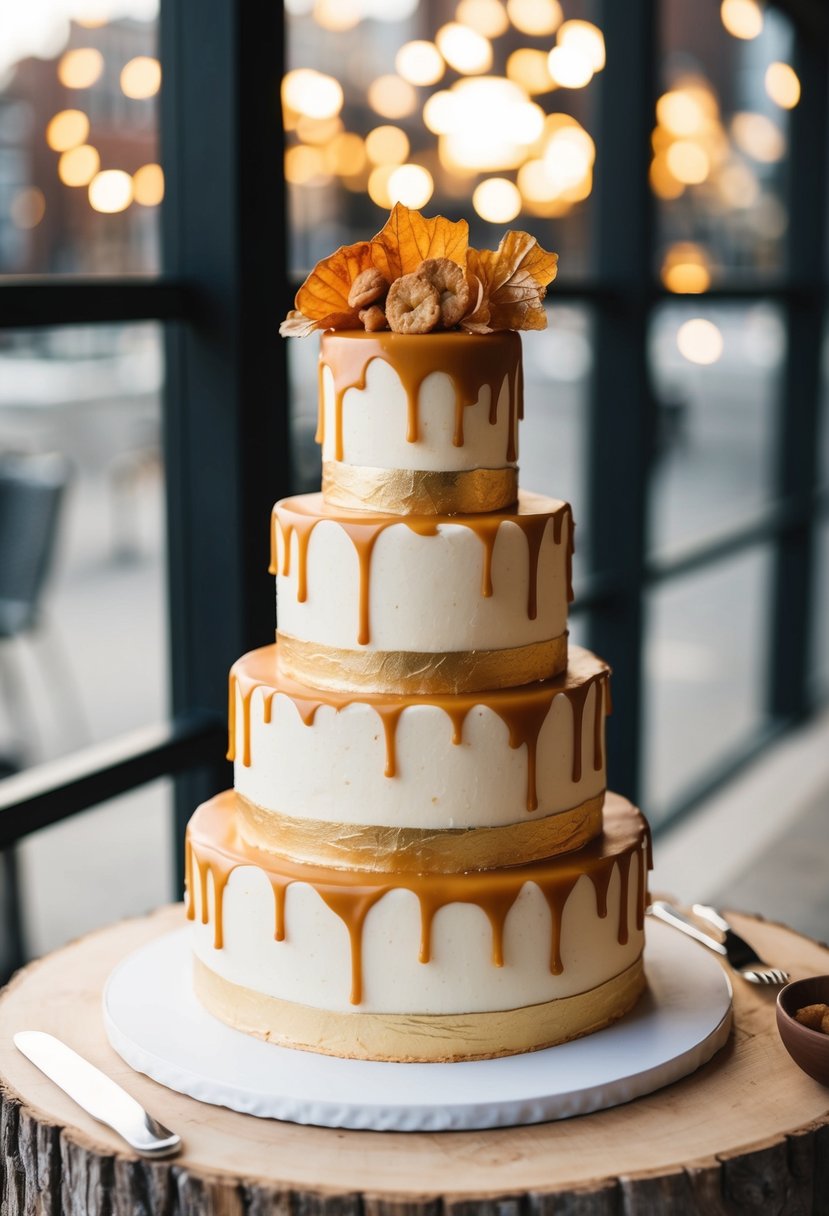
[517,356,525,422]
[227,644,610,810]
[274,492,570,646]
[315,358,325,446]
[184,835,194,920]
[188,793,649,1007]
[318,330,522,461]
[636,844,647,930]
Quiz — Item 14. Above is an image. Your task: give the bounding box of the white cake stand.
[103,919,731,1132]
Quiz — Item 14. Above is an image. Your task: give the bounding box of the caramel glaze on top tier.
[317,329,523,462]
[228,643,609,814]
[271,490,573,649]
[186,791,651,1005]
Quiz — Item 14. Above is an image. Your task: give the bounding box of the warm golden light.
[765,62,800,110]
[547,45,593,89]
[436,23,492,74]
[720,0,763,39]
[88,169,133,213]
[57,48,104,89]
[282,69,344,119]
[649,155,685,199]
[506,49,554,95]
[507,0,562,37]
[325,132,367,177]
[58,144,100,186]
[396,41,445,86]
[314,0,362,30]
[365,125,410,166]
[677,318,723,364]
[731,112,785,163]
[423,91,456,135]
[456,0,510,38]
[661,243,712,293]
[665,140,710,184]
[367,165,395,209]
[387,163,434,208]
[473,177,522,222]
[717,160,759,207]
[557,21,605,71]
[46,110,89,152]
[367,75,418,119]
[295,115,343,145]
[10,187,45,229]
[285,144,329,185]
[438,78,544,172]
[120,56,161,100]
[133,163,164,206]
[656,90,708,137]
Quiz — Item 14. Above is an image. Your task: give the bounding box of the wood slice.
[1,904,828,1214]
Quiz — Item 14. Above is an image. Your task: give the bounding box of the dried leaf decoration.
[462,231,558,333]
[371,203,469,282]
[278,239,375,336]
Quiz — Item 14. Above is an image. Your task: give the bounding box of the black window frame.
[0,0,826,883]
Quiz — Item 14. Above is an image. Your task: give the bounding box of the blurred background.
[0,0,827,968]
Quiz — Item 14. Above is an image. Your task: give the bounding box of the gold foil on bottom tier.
[193,954,646,1062]
[237,793,605,873]
[322,461,519,515]
[276,632,568,695]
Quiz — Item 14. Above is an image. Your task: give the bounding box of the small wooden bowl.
[776,976,829,1085]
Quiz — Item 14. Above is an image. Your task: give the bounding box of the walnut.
[348,268,389,310]
[417,257,470,328]
[385,273,441,334]
[359,305,388,332]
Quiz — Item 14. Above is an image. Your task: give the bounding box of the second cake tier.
[229,643,609,872]
[273,489,573,694]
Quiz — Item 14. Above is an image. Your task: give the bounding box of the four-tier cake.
[184,207,651,1062]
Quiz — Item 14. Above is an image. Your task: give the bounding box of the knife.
[14,1031,181,1158]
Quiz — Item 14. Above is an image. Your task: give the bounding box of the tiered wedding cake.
[185,208,651,1062]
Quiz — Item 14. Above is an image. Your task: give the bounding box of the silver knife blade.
[14,1031,181,1158]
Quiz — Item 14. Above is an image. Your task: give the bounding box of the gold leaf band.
[322,461,518,515]
[275,631,568,694]
[237,793,605,874]
[193,954,646,1062]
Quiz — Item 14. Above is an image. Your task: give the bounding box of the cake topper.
[280,204,558,337]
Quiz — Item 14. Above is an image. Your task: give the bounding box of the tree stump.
[1,904,829,1215]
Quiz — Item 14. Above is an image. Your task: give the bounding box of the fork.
[648,900,790,985]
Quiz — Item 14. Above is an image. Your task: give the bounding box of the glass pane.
[648,300,783,558]
[0,323,167,774]
[656,0,796,287]
[0,5,161,275]
[821,322,829,490]
[643,547,771,820]
[285,0,600,281]
[19,780,172,956]
[813,519,829,700]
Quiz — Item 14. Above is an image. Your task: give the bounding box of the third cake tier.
[273,490,573,694]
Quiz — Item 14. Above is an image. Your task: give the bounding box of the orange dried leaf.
[459,266,493,333]
[294,239,375,328]
[472,231,558,331]
[372,203,469,281]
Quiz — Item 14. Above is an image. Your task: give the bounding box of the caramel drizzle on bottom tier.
[269,493,574,646]
[227,644,609,812]
[315,331,522,462]
[186,792,650,1005]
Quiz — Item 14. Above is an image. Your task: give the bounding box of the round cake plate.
[103,920,732,1132]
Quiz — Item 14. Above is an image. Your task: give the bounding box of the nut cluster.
[795,1003,829,1033]
[347,258,471,335]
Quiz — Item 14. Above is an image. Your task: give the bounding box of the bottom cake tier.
[186,791,651,1062]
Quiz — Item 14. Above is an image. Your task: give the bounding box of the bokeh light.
[720,0,763,39]
[506,0,562,37]
[9,188,46,229]
[435,23,492,74]
[456,0,510,38]
[325,132,368,176]
[507,49,554,95]
[58,144,100,187]
[285,144,330,185]
[677,318,723,365]
[367,75,418,118]
[295,115,343,145]
[314,0,362,30]
[731,112,785,163]
[57,48,104,89]
[365,125,410,166]
[133,163,165,206]
[368,164,395,208]
[120,56,161,100]
[473,177,522,222]
[396,41,444,87]
[46,110,89,152]
[547,45,593,89]
[665,140,710,184]
[282,69,344,119]
[438,78,544,171]
[557,21,605,71]
[661,242,712,293]
[88,169,133,214]
[765,62,800,110]
[387,163,434,208]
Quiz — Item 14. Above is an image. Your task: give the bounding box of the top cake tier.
[318,330,521,515]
